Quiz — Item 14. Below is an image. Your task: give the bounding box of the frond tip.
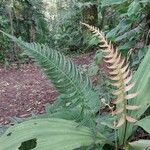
[81,22,140,128]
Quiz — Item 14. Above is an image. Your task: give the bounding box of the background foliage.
[1,0,150,64]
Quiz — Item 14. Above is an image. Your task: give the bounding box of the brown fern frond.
[81,22,140,128]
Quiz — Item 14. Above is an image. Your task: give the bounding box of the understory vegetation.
[0,0,150,150]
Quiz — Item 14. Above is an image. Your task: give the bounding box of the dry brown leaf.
[112,89,122,95]
[112,108,124,115]
[126,105,140,110]
[119,58,125,68]
[125,93,138,99]
[116,115,125,128]
[103,53,113,59]
[123,68,130,79]
[121,64,129,73]
[109,69,119,75]
[112,98,124,104]
[110,75,121,81]
[125,83,135,92]
[104,57,115,63]
[126,115,137,123]
[100,44,108,49]
[124,74,133,84]
[112,82,122,87]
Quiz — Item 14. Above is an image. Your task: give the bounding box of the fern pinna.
[81,23,140,128]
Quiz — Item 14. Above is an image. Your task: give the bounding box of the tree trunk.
[8,6,18,62]
[81,4,98,52]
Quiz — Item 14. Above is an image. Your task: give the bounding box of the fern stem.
[120,68,128,148]
[114,121,118,150]
[123,121,127,149]
[123,95,128,148]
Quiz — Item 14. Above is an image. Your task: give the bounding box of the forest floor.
[0,53,94,124]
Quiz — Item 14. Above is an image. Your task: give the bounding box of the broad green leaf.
[106,21,131,40]
[135,116,150,133]
[0,118,106,150]
[101,0,127,7]
[127,1,141,16]
[115,26,141,42]
[128,140,150,150]
[118,47,150,145]
[118,41,134,51]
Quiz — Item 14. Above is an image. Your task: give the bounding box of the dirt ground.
[0,53,94,124]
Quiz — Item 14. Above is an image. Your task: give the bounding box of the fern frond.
[81,22,140,128]
[1,31,100,114]
[22,42,100,112]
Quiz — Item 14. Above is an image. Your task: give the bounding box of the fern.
[1,31,99,114]
[81,23,140,128]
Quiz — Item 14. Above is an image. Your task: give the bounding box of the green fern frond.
[20,43,99,113]
[1,31,99,114]
[81,23,140,128]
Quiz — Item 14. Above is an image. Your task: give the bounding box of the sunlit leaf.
[135,116,150,133]
[127,1,141,16]
[128,140,150,150]
[0,118,106,150]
